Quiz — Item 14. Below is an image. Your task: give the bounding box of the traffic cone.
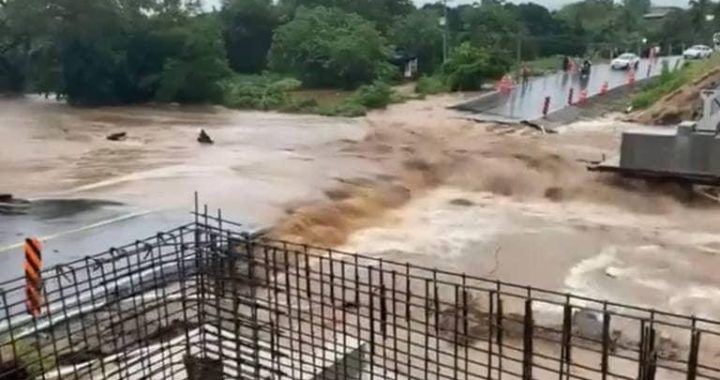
[579,88,588,104]
[599,81,609,96]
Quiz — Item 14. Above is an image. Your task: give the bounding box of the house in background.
[643,6,683,21]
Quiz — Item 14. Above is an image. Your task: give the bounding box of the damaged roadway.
[2,75,720,323]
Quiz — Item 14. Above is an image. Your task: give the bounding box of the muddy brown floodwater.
[3,94,720,322]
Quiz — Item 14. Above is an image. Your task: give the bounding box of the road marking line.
[0,210,155,254]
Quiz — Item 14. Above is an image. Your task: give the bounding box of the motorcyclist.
[580,58,592,77]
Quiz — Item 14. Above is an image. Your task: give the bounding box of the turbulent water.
[4,95,720,319]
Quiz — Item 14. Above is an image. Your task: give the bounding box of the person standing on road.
[521,63,530,84]
[562,56,570,72]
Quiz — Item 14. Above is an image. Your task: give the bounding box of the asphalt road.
[463,56,684,121]
[0,199,264,285]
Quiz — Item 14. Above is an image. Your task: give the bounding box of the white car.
[611,53,641,70]
[683,45,713,59]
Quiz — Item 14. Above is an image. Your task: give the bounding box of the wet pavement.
[459,56,683,121]
[0,97,378,282]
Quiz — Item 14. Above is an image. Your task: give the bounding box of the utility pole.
[442,0,449,63]
[516,33,522,69]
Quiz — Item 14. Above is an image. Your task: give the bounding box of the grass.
[515,55,564,76]
[221,74,398,117]
[415,75,450,95]
[631,55,720,109]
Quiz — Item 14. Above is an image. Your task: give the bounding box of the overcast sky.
[205,0,685,11]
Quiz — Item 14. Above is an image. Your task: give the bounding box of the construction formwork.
[0,208,719,380]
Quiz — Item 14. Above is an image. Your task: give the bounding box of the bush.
[376,61,402,84]
[221,75,301,110]
[631,56,720,110]
[268,6,389,89]
[441,43,510,91]
[415,75,449,95]
[319,101,368,117]
[350,81,393,109]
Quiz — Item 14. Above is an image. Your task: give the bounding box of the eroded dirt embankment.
[270,97,694,247]
[632,65,720,125]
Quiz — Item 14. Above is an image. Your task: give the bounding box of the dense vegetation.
[0,0,717,114]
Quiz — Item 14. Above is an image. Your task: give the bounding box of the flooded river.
[3,95,720,321]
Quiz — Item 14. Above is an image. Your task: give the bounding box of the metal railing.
[0,208,718,380]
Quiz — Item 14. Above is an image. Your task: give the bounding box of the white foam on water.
[343,188,509,265]
[564,246,618,296]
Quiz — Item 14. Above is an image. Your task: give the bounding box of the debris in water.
[544,187,564,201]
[449,198,474,206]
[605,266,621,278]
[197,129,214,144]
[106,132,127,141]
[0,194,30,215]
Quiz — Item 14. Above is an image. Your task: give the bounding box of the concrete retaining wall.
[620,126,720,175]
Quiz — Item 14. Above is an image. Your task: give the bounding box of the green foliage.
[280,0,413,32]
[310,81,396,116]
[221,74,301,110]
[349,81,393,109]
[390,9,444,74]
[0,0,231,104]
[155,17,232,103]
[623,0,650,17]
[268,6,389,89]
[376,61,402,84]
[415,75,449,95]
[0,0,710,108]
[442,43,509,91]
[632,56,720,109]
[318,101,367,117]
[221,0,278,73]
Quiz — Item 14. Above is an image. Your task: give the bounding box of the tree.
[689,0,712,40]
[441,42,509,91]
[1,0,232,104]
[0,0,58,93]
[155,17,232,103]
[268,6,389,88]
[221,0,278,73]
[623,0,650,17]
[279,0,413,31]
[390,9,444,74]
[456,2,521,54]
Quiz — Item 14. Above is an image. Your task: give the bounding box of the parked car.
[683,45,713,59]
[611,53,641,70]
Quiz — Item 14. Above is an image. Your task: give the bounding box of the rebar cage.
[0,209,719,380]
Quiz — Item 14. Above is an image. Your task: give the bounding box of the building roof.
[643,6,683,20]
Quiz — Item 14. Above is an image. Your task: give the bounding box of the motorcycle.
[580,60,592,78]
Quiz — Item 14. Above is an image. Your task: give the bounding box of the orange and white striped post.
[24,238,43,318]
[628,68,636,89]
[600,81,609,95]
[579,88,588,104]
